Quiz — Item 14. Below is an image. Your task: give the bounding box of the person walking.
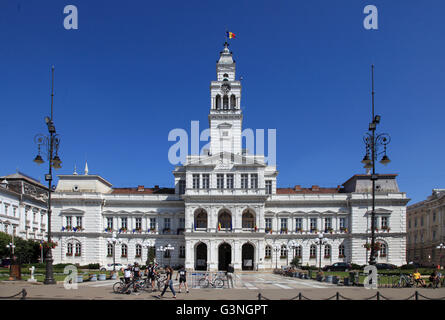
[156,265,176,299]
[176,266,189,293]
[226,264,234,288]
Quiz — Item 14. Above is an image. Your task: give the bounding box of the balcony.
[185,188,266,197]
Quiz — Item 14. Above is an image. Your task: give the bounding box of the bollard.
[415,291,419,300]
[298,292,302,300]
[376,291,380,300]
[258,293,262,300]
[336,292,339,300]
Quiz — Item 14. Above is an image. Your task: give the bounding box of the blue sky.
[1,0,444,204]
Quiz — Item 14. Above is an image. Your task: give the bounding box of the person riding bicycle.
[176,266,189,293]
[413,269,426,287]
[147,263,157,290]
[131,262,141,292]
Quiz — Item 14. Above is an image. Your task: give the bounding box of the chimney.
[154,185,160,190]
[137,185,144,192]
[311,185,319,191]
[294,185,301,191]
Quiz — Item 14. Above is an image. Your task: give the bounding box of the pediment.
[60,208,85,215]
[186,151,266,167]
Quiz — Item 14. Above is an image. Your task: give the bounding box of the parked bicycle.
[198,273,225,288]
[393,274,414,288]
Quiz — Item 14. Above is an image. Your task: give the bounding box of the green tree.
[290,256,300,268]
[146,246,156,265]
[0,232,41,263]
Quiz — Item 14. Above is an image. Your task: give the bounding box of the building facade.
[407,189,445,267]
[0,173,48,242]
[51,43,409,270]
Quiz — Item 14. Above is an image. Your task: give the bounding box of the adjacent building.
[0,172,48,241]
[50,43,409,270]
[407,189,445,267]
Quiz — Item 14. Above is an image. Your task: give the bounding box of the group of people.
[120,262,189,297]
[412,269,443,288]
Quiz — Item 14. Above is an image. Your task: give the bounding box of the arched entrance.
[218,243,231,271]
[195,242,207,271]
[242,243,255,270]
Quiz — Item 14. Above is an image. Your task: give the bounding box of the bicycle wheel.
[198,278,209,288]
[113,282,124,293]
[214,278,224,288]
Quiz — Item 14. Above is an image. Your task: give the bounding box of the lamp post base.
[43,250,56,285]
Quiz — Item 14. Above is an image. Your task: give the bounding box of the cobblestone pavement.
[1,272,445,300]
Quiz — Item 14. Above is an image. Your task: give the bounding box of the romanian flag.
[218,222,221,231]
[226,31,236,39]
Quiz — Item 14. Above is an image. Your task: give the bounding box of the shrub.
[87,263,101,270]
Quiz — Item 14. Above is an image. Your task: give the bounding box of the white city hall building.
[52,43,409,270]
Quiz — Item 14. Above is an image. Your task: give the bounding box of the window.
[242,211,255,229]
[339,244,345,257]
[408,219,411,229]
[76,216,82,228]
[310,245,317,258]
[150,218,156,231]
[226,174,234,189]
[324,218,332,232]
[178,180,186,195]
[324,245,331,258]
[67,243,73,256]
[217,174,224,189]
[202,174,209,189]
[107,217,113,230]
[295,218,302,231]
[265,245,271,258]
[265,180,272,194]
[414,218,417,227]
[310,218,317,232]
[381,217,388,229]
[121,217,128,229]
[223,95,229,109]
[193,174,200,189]
[218,211,232,229]
[230,94,236,108]
[135,244,142,257]
[3,204,7,216]
[433,230,437,240]
[179,217,185,228]
[280,218,288,231]
[265,218,272,231]
[241,174,248,189]
[280,245,288,257]
[380,243,387,257]
[164,218,171,230]
[195,210,207,229]
[421,216,424,226]
[164,249,171,258]
[4,225,8,233]
[135,218,142,230]
[75,243,81,256]
[433,211,436,222]
[13,207,17,217]
[250,174,258,189]
[295,246,302,258]
[107,244,113,256]
[66,216,72,228]
[121,244,128,257]
[179,246,185,258]
[215,95,221,109]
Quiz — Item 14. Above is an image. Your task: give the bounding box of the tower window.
[215,95,221,110]
[223,95,229,109]
[230,95,236,108]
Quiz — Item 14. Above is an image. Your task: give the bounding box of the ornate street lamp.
[109,232,122,272]
[33,66,62,284]
[272,243,280,270]
[164,244,174,267]
[314,233,328,272]
[361,65,391,266]
[436,243,444,269]
[157,246,166,267]
[288,240,298,267]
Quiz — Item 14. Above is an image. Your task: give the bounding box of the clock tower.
[209,42,243,155]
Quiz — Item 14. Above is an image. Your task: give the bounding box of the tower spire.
[84,161,89,175]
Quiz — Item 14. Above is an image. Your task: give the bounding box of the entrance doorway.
[218,243,231,271]
[242,243,255,270]
[195,242,207,271]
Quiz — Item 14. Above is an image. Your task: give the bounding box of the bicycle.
[393,274,414,288]
[198,273,224,288]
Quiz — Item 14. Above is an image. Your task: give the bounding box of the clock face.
[221,83,231,94]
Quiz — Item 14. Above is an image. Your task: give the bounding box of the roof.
[112,187,175,195]
[342,174,398,186]
[276,187,342,194]
[1,172,48,190]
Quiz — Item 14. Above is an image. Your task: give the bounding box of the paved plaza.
[1,272,445,300]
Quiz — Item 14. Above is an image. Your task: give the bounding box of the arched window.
[265,245,271,258]
[218,211,232,229]
[324,245,331,258]
[380,243,387,257]
[280,244,288,257]
[67,243,73,256]
[121,244,128,257]
[195,209,208,229]
[295,245,302,258]
[107,243,113,257]
[215,95,221,110]
[242,210,255,229]
[75,243,81,256]
[339,244,345,258]
[223,73,229,78]
[136,244,142,257]
[310,245,317,258]
[230,95,236,108]
[223,95,229,109]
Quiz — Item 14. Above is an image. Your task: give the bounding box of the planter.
[76,275,83,283]
[332,276,339,284]
[325,275,333,283]
[111,272,117,280]
[98,274,106,281]
[316,275,323,282]
[343,277,350,286]
[294,272,299,278]
[90,274,97,282]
